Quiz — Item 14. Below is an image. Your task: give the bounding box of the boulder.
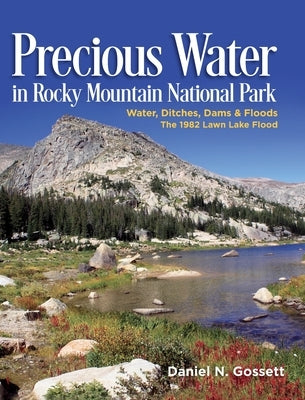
[39,298,67,316]
[273,295,282,304]
[136,267,147,273]
[31,358,159,400]
[0,337,26,355]
[153,298,164,305]
[78,263,96,273]
[262,341,276,350]
[278,277,288,281]
[24,310,42,321]
[117,263,137,272]
[48,233,61,242]
[89,243,116,270]
[221,249,239,258]
[118,253,141,265]
[58,339,98,358]
[0,275,15,287]
[1,300,12,307]
[253,288,274,304]
[88,291,99,299]
[36,239,49,246]
[240,314,268,322]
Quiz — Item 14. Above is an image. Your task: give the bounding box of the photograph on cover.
[0,1,304,399]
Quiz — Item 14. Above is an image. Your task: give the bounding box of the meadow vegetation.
[268,256,305,302]
[45,310,305,399]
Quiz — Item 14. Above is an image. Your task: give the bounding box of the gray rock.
[0,275,15,287]
[273,295,282,304]
[118,253,141,265]
[48,233,61,242]
[133,308,174,315]
[262,341,276,350]
[284,301,296,307]
[39,298,67,316]
[252,288,274,304]
[0,337,26,355]
[24,310,41,321]
[88,291,99,299]
[89,243,116,270]
[135,228,151,242]
[1,300,12,307]
[153,298,164,305]
[240,314,268,322]
[31,358,159,400]
[136,267,147,273]
[78,263,96,273]
[36,239,49,246]
[117,263,137,272]
[221,249,239,258]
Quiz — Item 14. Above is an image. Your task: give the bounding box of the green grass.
[0,246,133,304]
[268,275,305,302]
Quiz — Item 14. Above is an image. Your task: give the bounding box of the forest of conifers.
[0,187,304,242]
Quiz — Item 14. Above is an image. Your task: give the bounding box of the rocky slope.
[0,115,258,208]
[0,143,30,174]
[0,115,304,241]
[232,178,305,212]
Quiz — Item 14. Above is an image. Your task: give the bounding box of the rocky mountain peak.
[1,115,304,221]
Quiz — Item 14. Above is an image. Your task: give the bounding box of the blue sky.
[1,1,304,183]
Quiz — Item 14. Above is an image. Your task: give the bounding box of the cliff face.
[0,115,228,202]
[233,178,305,211]
[0,115,304,231]
[0,143,30,175]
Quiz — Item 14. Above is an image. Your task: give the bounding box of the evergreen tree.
[9,191,29,233]
[0,187,12,241]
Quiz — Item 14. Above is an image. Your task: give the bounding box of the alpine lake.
[69,243,305,348]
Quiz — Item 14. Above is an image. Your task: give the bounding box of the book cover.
[1,1,304,399]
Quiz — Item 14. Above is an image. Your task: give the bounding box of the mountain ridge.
[0,115,304,243]
[1,115,304,211]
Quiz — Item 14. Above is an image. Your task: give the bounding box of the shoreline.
[124,238,305,260]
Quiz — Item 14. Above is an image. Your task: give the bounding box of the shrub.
[115,369,170,400]
[86,325,147,367]
[150,175,169,198]
[143,338,194,375]
[14,295,40,310]
[87,335,193,377]
[45,381,111,400]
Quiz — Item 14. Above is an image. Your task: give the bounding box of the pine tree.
[0,187,12,241]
